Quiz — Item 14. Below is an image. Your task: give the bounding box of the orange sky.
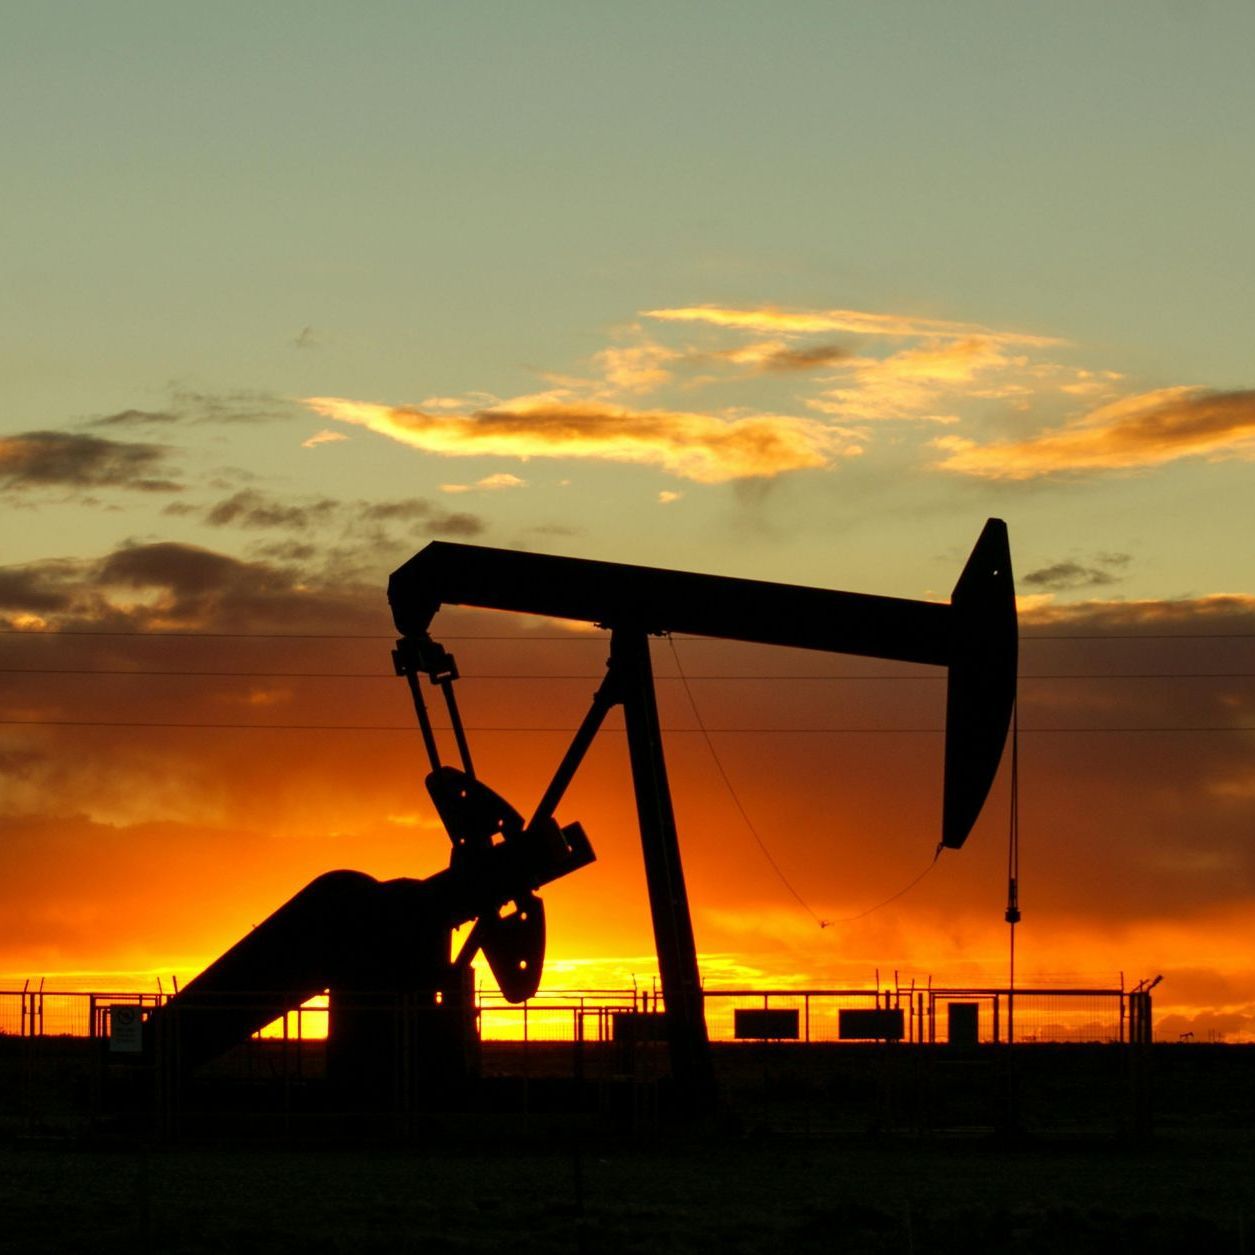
[2,551,1252,1040]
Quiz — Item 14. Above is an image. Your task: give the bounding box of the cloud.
[303,395,846,483]
[1022,553,1131,592]
[754,342,850,372]
[593,343,679,393]
[356,498,484,537]
[191,489,485,542]
[79,390,295,431]
[0,431,180,492]
[205,490,340,530]
[441,473,526,494]
[694,340,851,375]
[96,543,307,626]
[0,562,82,613]
[642,304,1061,346]
[477,472,526,490]
[658,490,682,504]
[88,409,180,428]
[0,542,370,635]
[302,429,348,448]
[809,337,1029,422]
[166,388,295,424]
[934,387,1255,479]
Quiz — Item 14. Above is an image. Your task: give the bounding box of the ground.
[3,1129,1254,1253]
[3,1042,1253,1252]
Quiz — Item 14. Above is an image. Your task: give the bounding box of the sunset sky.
[3,4,1253,1040]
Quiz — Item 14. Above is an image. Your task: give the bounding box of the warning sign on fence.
[109,1005,144,1053]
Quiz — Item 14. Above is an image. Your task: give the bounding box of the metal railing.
[0,983,1143,1045]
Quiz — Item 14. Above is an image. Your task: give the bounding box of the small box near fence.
[838,1009,904,1041]
[610,1011,668,1043]
[733,1008,799,1040]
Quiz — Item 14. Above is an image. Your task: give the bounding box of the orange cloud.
[809,337,1027,422]
[441,473,527,494]
[934,387,1255,478]
[301,429,348,448]
[642,304,1061,346]
[593,342,680,393]
[303,395,847,483]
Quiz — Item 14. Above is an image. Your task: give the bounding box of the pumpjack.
[153,519,1016,1111]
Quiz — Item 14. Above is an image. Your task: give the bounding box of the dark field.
[4,1129,1254,1254]
[3,1042,1254,1252]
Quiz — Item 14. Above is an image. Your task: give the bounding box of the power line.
[0,628,401,639]
[825,852,942,925]
[666,636,828,927]
[2,627,1254,641]
[2,667,1253,680]
[1,719,1252,732]
[665,634,951,930]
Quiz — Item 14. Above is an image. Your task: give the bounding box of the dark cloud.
[335,498,486,568]
[355,497,485,538]
[206,490,340,530]
[0,431,180,492]
[359,500,441,523]
[77,390,295,432]
[89,409,180,427]
[758,343,850,372]
[0,541,379,634]
[0,563,82,613]
[1023,553,1131,592]
[195,491,486,540]
[96,541,338,629]
[252,540,319,563]
[431,512,483,538]
[167,388,295,424]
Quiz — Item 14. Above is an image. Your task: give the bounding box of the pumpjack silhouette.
[153,519,1016,1110]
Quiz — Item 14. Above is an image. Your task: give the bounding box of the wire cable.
[666,636,956,931]
[2,627,1254,640]
[665,635,830,927]
[1006,702,1022,1045]
[823,851,941,925]
[3,667,1254,679]
[1,719,1253,732]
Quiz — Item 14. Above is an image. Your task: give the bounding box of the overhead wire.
[2,628,1254,640]
[0,719,1252,733]
[665,635,830,928]
[666,636,953,932]
[2,667,1253,679]
[1006,701,1022,1044]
